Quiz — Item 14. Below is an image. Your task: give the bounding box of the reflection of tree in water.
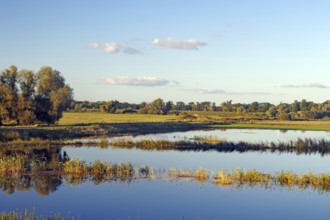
[32,175,62,196]
[0,147,146,195]
[0,147,67,195]
[0,146,70,171]
[0,175,62,196]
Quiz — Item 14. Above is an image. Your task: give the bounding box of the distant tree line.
[0,65,73,125]
[70,98,330,120]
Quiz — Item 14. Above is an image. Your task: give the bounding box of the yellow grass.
[58,112,177,125]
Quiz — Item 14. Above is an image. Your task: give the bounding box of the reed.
[62,158,88,174]
[0,209,71,220]
[109,137,330,155]
[168,168,208,182]
[214,170,234,185]
[0,155,28,173]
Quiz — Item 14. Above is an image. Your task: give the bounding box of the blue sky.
[1,0,330,104]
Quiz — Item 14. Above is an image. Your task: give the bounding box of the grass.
[0,209,73,220]
[169,167,330,191]
[109,137,330,155]
[0,155,152,181]
[59,112,330,131]
[212,120,330,131]
[212,169,330,191]
[1,155,330,192]
[58,112,178,125]
[2,135,330,155]
[2,112,330,144]
[168,167,208,182]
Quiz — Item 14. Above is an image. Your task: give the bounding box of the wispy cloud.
[281,83,329,89]
[101,76,179,87]
[88,42,142,55]
[186,88,271,95]
[151,38,207,50]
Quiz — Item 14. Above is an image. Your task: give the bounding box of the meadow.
[59,112,330,131]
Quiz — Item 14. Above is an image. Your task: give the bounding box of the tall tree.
[0,65,19,123]
[35,66,73,124]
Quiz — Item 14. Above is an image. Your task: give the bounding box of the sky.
[1,0,330,104]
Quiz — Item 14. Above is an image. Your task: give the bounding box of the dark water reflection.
[0,174,62,196]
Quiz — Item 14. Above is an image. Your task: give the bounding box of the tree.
[266,106,277,118]
[0,65,19,123]
[35,66,73,124]
[0,84,11,125]
[138,98,166,114]
[248,102,259,112]
[236,106,246,115]
[291,100,300,113]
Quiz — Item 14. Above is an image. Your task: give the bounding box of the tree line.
[71,98,330,120]
[0,65,73,125]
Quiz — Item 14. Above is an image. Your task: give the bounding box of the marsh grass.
[109,137,330,155]
[169,168,208,182]
[0,155,28,173]
[0,209,73,220]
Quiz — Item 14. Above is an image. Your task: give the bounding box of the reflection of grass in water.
[1,153,330,192]
[110,137,330,155]
[193,136,227,143]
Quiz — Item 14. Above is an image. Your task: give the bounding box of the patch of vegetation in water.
[110,137,330,155]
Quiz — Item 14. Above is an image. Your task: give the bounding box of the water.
[62,129,330,174]
[112,128,330,143]
[63,147,329,174]
[2,180,330,220]
[1,128,330,219]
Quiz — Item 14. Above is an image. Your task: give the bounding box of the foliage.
[0,65,73,125]
[67,98,330,121]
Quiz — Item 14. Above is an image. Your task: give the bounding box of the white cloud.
[194,88,226,94]
[281,83,329,89]
[88,42,99,48]
[151,38,207,50]
[88,42,142,55]
[102,76,171,87]
[187,88,271,95]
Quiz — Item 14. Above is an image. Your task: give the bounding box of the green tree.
[291,100,300,113]
[35,66,73,124]
[0,65,19,123]
[138,98,166,114]
[266,106,277,118]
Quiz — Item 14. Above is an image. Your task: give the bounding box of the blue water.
[2,180,330,220]
[62,129,330,174]
[63,147,329,174]
[112,128,330,143]
[2,128,330,219]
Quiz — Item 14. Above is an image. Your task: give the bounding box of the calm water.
[2,129,330,219]
[63,129,330,174]
[2,180,330,220]
[112,128,330,143]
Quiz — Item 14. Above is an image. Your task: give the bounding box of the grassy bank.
[1,112,330,144]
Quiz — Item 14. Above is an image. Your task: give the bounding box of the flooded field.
[1,129,330,219]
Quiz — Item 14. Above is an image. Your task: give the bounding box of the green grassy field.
[58,112,178,125]
[58,112,330,131]
[2,112,330,143]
